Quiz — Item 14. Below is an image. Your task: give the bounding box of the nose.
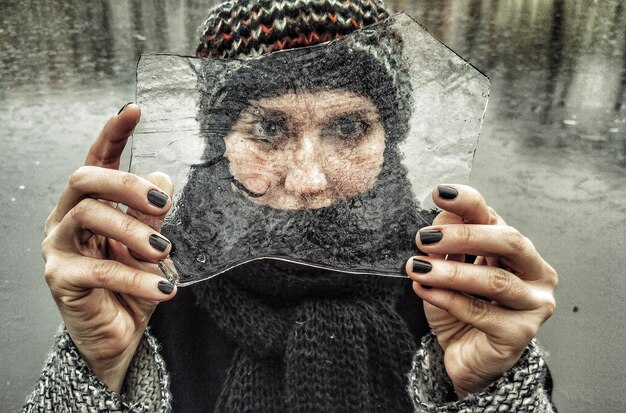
[283,135,328,195]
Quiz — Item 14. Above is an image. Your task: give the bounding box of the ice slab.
[131,12,489,285]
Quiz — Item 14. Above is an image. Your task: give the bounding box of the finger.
[48,253,175,302]
[412,283,537,343]
[432,210,464,226]
[84,103,141,169]
[432,184,496,225]
[56,198,172,261]
[48,167,171,229]
[430,212,467,262]
[108,239,164,275]
[406,257,540,310]
[127,172,174,231]
[416,224,551,279]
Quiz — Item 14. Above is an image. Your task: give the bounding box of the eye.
[337,121,366,137]
[252,120,286,144]
[327,119,370,140]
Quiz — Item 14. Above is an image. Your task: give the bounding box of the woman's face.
[223,90,386,210]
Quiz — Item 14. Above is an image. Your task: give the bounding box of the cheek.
[225,137,283,193]
[325,140,385,195]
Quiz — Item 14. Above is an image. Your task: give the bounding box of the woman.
[154,18,437,411]
[25,0,558,412]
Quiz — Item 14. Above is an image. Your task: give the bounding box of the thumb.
[127,172,174,231]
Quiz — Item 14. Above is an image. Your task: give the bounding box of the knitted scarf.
[166,1,430,411]
[192,262,419,412]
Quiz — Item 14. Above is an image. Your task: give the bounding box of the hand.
[42,104,177,393]
[406,185,557,398]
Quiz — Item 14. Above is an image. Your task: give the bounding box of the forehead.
[247,90,380,120]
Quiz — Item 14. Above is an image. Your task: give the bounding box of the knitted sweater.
[23,327,555,412]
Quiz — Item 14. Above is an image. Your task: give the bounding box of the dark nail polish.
[147,189,169,208]
[412,259,432,273]
[158,280,174,294]
[421,284,433,290]
[420,230,443,245]
[149,234,170,252]
[438,185,458,200]
[117,102,133,115]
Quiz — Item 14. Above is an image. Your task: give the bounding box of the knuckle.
[545,265,559,289]
[467,297,490,322]
[502,227,527,252]
[125,270,144,292]
[487,206,499,225]
[457,224,472,245]
[68,166,93,190]
[119,172,140,192]
[90,135,124,168]
[444,262,462,283]
[41,236,53,260]
[43,261,59,287]
[119,215,140,237]
[537,290,557,319]
[91,260,114,286]
[489,268,512,295]
[43,259,64,296]
[543,297,556,318]
[518,321,539,343]
[70,199,97,223]
[44,212,57,235]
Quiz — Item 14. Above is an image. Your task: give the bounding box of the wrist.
[447,351,523,399]
[71,332,145,394]
[448,365,503,400]
[86,350,136,394]
[452,378,494,400]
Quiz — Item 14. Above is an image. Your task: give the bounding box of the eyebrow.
[326,109,374,123]
[247,108,288,121]
[326,109,372,121]
[243,106,376,125]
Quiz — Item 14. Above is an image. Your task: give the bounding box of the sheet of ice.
[131,12,489,285]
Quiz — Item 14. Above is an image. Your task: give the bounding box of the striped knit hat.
[197,0,390,58]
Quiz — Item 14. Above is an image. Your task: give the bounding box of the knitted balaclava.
[160,1,435,412]
[169,0,426,279]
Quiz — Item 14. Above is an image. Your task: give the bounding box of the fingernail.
[117,102,133,115]
[158,280,174,294]
[412,259,432,273]
[438,185,458,200]
[149,234,170,252]
[147,189,169,208]
[420,230,443,245]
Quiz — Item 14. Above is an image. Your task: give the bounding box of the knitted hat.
[197,0,390,58]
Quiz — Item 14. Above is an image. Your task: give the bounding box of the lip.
[295,197,334,210]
